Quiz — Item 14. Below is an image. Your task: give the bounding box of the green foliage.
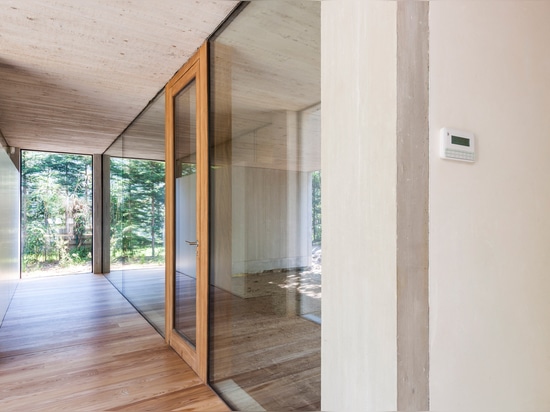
[110,158,165,265]
[21,151,165,272]
[312,170,322,244]
[21,151,93,271]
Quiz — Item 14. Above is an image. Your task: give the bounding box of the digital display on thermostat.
[451,135,470,147]
[440,128,475,162]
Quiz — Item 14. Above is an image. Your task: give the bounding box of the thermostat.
[440,128,475,162]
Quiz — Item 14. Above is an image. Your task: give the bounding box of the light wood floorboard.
[0,273,229,412]
[104,267,321,411]
[209,285,321,411]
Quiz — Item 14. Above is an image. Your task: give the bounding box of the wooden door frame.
[165,43,209,381]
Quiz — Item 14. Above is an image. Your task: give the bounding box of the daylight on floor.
[3,1,550,411]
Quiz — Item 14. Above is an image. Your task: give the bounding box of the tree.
[312,170,322,244]
[21,151,92,270]
[109,157,165,263]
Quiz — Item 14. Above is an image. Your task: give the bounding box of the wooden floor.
[105,267,166,335]
[209,281,321,411]
[105,267,321,411]
[0,273,229,411]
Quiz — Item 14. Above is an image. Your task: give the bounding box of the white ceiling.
[0,0,238,155]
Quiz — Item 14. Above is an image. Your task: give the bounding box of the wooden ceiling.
[104,1,320,171]
[0,0,238,155]
[213,1,321,172]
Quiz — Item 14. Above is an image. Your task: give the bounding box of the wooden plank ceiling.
[0,0,238,155]
[104,1,321,170]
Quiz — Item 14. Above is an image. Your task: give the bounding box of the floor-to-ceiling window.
[21,150,92,277]
[104,91,166,335]
[208,2,321,409]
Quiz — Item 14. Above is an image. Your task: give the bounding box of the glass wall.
[105,91,166,335]
[208,2,321,410]
[21,151,92,277]
[0,147,20,323]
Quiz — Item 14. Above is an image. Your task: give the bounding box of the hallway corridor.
[0,274,228,411]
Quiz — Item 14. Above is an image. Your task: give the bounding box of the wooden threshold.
[0,273,229,411]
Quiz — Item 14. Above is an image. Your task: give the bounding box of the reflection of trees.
[312,170,322,244]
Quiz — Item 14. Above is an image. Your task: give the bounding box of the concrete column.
[396,1,430,410]
[321,2,398,410]
[92,154,111,274]
[322,1,430,410]
[92,154,103,274]
[102,156,111,273]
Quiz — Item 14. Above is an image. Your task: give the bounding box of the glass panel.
[21,151,92,278]
[104,91,166,336]
[209,1,321,410]
[174,80,197,346]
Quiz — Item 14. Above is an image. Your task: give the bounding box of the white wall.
[321,1,397,410]
[430,2,550,410]
[175,175,197,277]
[0,148,20,325]
[231,166,311,275]
[210,163,312,295]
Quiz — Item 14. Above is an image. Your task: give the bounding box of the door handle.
[185,240,199,247]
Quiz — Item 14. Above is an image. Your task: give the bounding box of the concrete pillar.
[322,1,430,410]
[396,2,430,411]
[92,154,103,274]
[321,2,398,410]
[102,156,111,273]
[92,154,111,274]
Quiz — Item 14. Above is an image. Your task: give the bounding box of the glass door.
[165,44,209,380]
[174,79,197,345]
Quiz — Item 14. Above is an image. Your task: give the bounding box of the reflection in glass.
[174,80,197,346]
[104,91,166,336]
[208,1,321,410]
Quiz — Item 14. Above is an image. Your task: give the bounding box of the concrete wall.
[321,1,397,410]
[210,164,311,296]
[430,2,550,410]
[231,166,311,275]
[0,147,20,325]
